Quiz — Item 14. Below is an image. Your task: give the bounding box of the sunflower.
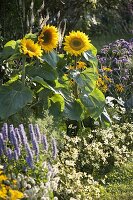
[38,25,59,52]
[63,31,92,56]
[21,38,42,58]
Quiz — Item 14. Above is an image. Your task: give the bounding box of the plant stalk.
[22,57,26,86]
[73,56,78,98]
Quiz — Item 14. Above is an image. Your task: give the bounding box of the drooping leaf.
[80,88,105,119]
[26,63,57,81]
[32,76,57,93]
[63,99,83,120]
[99,108,112,127]
[0,81,33,119]
[42,50,59,68]
[70,68,98,93]
[50,94,65,112]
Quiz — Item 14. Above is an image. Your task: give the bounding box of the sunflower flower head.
[64,31,92,56]
[38,25,59,52]
[21,38,42,58]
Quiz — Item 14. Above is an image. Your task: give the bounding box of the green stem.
[73,56,78,98]
[22,57,26,86]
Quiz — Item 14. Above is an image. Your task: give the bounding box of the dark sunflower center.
[26,44,35,52]
[43,30,52,44]
[70,38,84,50]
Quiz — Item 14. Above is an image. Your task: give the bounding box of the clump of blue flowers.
[0,123,58,170]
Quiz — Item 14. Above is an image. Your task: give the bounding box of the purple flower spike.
[0,133,4,155]
[29,124,39,157]
[25,143,34,168]
[14,150,19,160]
[51,138,58,160]
[9,125,20,156]
[6,148,13,160]
[34,124,41,143]
[15,128,22,145]
[42,134,48,151]
[2,123,8,141]
[18,124,27,146]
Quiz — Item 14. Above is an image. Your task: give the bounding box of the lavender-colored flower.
[42,134,48,151]
[34,124,41,143]
[14,150,19,160]
[18,124,27,146]
[15,128,22,144]
[25,143,34,168]
[0,133,4,154]
[29,124,39,156]
[51,138,58,160]
[6,148,13,160]
[1,123,8,141]
[9,125,20,156]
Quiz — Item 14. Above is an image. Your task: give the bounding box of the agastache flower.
[1,123,8,141]
[29,124,39,157]
[42,134,49,151]
[9,125,20,157]
[18,124,28,146]
[51,138,58,159]
[0,133,4,155]
[34,124,41,143]
[25,143,34,168]
[6,148,13,160]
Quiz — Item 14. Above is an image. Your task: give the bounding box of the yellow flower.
[0,185,7,199]
[0,174,8,182]
[103,75,112,83]
[38,25,59,52]
[9,189,24,200]
[97,77,108,93]
[76,61,86,70]
[115,84,124,93]
[64,31,92,56]
[21,38,42,58]
[102,66,112,72]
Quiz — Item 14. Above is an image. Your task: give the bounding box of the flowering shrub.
[0,123,59,199]
[56,122,133,199]
[0,24,105,128]
[97,38,133,103]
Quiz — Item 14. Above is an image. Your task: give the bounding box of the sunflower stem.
[73,56,78,98]
[22,56,26,86]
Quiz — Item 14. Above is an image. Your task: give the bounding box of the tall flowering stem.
[73,56,78,99]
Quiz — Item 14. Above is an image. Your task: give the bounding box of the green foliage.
[0,28,105,128]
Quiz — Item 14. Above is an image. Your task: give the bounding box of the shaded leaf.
[0,81,33,119]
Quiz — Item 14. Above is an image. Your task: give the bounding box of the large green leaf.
[42,50,59,68]
[83,49,98,68]
[26,63,57,81]
[50,94,65,112]
[0,40,20,60]
[80,88,105,119]
[32,76,57,93]
[63,99,83,120]
[70,68,98,93]
[0,82,33,119]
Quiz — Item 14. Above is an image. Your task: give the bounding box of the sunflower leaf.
[42,50,59,68]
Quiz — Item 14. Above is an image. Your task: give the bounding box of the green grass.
[100,162,133,200]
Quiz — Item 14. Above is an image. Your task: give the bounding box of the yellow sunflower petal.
[63,31,92,56]
[38,25,59,52]
[21,38,42,58]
